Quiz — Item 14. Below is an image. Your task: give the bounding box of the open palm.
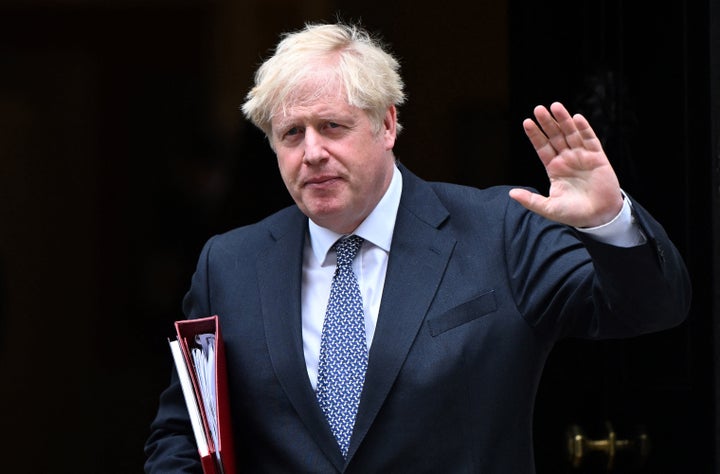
[509,102,624,228]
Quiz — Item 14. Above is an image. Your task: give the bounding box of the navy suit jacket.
[145,164,690,473]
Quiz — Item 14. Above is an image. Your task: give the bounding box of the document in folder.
[169,315,236,474]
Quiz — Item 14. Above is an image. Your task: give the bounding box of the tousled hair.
[241,22,406,137]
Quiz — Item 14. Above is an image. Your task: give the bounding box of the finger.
[523,118,558,166]
[508,188,550,218]
[550,102,584,149]
[572,113,604,152]
[533,104,569,152]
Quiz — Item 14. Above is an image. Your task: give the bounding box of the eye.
[285,126,301,137]
[323,121,347,134]
[278,126,305,144]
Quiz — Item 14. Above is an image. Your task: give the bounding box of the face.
[270,81,397,234]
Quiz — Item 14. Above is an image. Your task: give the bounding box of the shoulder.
[435,183,541,236]
[429,181,517,205]
[399,162,531,211]
[398,163,540,230]
[201,204,305,258]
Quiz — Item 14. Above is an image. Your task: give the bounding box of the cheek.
[276,153,299,184]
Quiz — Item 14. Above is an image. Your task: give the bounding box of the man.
[145,22,691,473]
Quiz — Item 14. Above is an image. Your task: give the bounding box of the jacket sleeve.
[505,194,691,340]
[144,236,217,474]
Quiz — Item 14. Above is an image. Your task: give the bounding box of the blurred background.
[0,0,717,472]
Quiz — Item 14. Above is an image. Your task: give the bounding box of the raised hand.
[509,102,624,228]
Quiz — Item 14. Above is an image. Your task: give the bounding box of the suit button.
[656,242,665,263]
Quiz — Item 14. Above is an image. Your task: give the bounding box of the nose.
[303,127,329,164]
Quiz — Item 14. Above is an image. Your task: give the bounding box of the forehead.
[272,77,362,127]
[281,70,345,110]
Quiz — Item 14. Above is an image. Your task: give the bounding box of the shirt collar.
[309,164,403,266]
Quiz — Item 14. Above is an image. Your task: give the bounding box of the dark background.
[0,0,717,472]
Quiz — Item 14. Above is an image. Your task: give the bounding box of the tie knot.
[334,235,364,268]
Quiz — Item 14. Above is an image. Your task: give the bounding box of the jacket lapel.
[257,209,346,471]
[347,166,456,461]
[257,168,456,469]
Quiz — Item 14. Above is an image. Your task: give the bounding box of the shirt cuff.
[574,192,647,247]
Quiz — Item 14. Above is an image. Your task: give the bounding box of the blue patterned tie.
[317,235,368,458]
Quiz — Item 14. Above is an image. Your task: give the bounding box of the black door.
[508,1,717,472]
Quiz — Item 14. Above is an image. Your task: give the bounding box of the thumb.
[508,188,549,217]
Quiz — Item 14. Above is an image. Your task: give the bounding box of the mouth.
[303,175,341,187]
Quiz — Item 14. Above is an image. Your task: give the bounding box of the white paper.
[191,333,220,467]
[168,339,209,456]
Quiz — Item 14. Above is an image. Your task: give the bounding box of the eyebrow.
[274,110,356,133]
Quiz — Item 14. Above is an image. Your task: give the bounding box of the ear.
[382,105,398,150]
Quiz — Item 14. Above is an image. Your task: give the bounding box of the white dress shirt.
[301,164,644,389]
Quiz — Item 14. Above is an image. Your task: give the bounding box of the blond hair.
[242,22,406,136]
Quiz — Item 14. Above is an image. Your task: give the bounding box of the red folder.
[169,315,236,474]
